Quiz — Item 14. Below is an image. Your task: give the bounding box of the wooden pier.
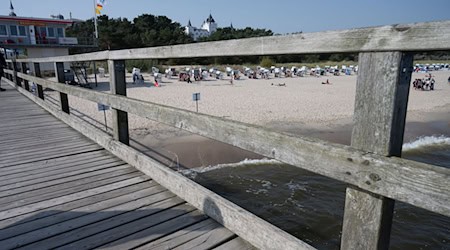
[0,84,254,249]
[1,20,449,249]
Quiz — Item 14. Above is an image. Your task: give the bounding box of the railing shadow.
[0,198,226,249]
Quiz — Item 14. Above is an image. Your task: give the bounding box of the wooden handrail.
[5,20,450,249]
[10,20,450,63]
[11,70,450,218]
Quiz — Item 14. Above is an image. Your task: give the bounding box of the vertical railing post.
[54,62,70,114]
[21,62,30,91]
[6,62,12,81]
[33,63,44,100]
[108,59,129,145]
[12,60,20,87]
[341,52,413,249]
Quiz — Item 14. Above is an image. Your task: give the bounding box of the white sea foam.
[179,158,283,176]
[402,135,450,151]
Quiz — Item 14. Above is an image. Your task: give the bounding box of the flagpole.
[93,0,98,39]
[93,0,99,87]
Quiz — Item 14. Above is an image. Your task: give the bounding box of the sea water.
[180,135,450,249]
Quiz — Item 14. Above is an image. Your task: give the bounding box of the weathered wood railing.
[3,20,450,250]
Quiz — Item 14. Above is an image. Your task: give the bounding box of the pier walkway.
[1,20,449,249]
[0,84,254,250]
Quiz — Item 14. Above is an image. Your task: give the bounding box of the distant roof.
[0,15,74,25]
[206,14,215,23]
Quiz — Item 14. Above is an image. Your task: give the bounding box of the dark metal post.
[33,63,44,100]
[54,62,70,114]
[21,62,29,91]
[108,59,129,145]
[12,60,20,87]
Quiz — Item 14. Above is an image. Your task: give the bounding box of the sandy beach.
[44,69,450,167]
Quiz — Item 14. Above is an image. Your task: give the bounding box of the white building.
[185,14,218,41]
[1,1,97,71]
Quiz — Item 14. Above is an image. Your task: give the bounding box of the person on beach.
[321,79,331,84]
[0,51,6,91]
[448,76,450,85]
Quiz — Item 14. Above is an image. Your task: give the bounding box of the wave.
[402,135,450,151]
[179,158,283,176]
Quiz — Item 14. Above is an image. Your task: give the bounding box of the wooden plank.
[0,120,64,129]
[16,51,110,63]
[0,180,153,229]
[0,139,96,157]
[0,162,128,199]
[0,170,141,211]
[0,145,103,167]
[0,115,61,125]
[0,126,73,138]
[171,225,235,250]
[135,219,221,250]
[6,191,180,249]
[341,52,413,250]
[0,144,100,163]
[0,134,93,152]
[2,82,409,250]
[0,157,124,190]
[89,209,206,250]
[0,184,165,241]
[14,73,450,217]
[351,52,413,156]
[109,59,129,145]
[213,237,256,250]
[0,130,79,145]
[0,184,161,238]
[0,176,150,219]
[14,20,450,63]
[0,155,121,183]
[0,128,76,142]
[0,150,112,176]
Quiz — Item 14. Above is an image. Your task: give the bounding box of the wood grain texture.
[12,20,450,63]
[13,72,450,218]
[7,79,315,250]
[341,52,413,250]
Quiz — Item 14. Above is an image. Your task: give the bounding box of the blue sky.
[6,0,450,34]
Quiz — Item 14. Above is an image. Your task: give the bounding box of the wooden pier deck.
[0,84,255,250]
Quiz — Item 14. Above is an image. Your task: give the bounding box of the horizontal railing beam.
[5,77,315,250]
[13,20,450,63]
[16,71,450,217]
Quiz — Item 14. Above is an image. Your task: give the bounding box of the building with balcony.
[0,2,97,71]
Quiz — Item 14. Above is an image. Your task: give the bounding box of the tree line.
[66,14,357,67]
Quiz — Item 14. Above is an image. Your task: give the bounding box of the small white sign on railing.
[97,103,110,131]
[97,103,110,111]
[192,93,200,112]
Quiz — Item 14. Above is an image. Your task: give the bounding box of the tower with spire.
[9,0,16,17]
[201,14,217,33]
[184,14,218,41]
